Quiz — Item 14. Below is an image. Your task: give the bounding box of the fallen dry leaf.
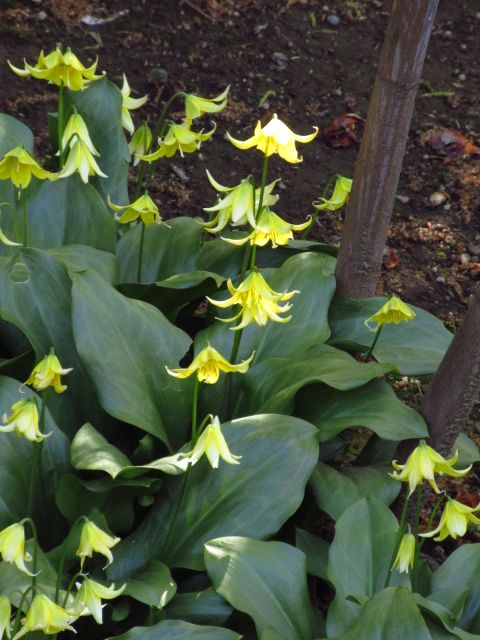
[324,113,364,148]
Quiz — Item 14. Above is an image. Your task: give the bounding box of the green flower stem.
[191,376,200,441]
[384,489,410,587]
[61,571,83,608]
[58,82,65,168]
[20,189,27,248]
[11,586,34,637]
[411,485,423,591]
[301,173,338,240]
[26,392,47,518]
[255,153,269,223]
[418,493,445,552]
[54,515,86,604]
[136,222,146,282]
[365,324,383,361]
[20,518,39,596]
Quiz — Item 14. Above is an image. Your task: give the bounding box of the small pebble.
[458,73,466,82]
[459,253,471,265]
[327,14,340,27]
[436,276,446,284]
[396,195,410,204]
[38,10,47,19]
[332,87,342,96]
[460,43,467,51]
[429,191,447,207]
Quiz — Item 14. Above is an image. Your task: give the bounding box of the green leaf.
[0,113,34,155]
[108,414,319,576]
[0,544,60,606]
[124,560,177,608]
[310,462,400,520]
[327,498,399,636]
[47,245,117,284]
[297,379,428,442]
[451,433,480,467]
[165,588,233,627]
[295,528,330,582]
[198,237,244,278]
[71,270,193,449]
[107,620,241,640]
[328,297,453,375]
[65,76,130,202]
[205,537,314,640]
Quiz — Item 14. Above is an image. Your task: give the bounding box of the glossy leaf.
[107,619,241,640]
[0,113,34,156]
[124,560,176,608]
[165,588,233,627]
[295,528,330,582]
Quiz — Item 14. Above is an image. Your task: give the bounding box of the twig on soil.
[179,0,215,22]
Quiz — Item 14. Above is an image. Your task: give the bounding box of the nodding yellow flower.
[76,519,120,569]
[208,271,299,330]
[12,594,76,640]
[222,207,311,248]
[420,498,480,542]
[0,596,11,640]
[364,295,416,332]
[25,348,72,394]
[120,74,147,135]
[141,121,216,161]
[166,343,254,385]
[0,147,57,190]
[108,192,163,225]
[61,112,98,155]
[1,398,50,443]
[74,578,126,624]
[203,170,278,234]
[184,86,229,121]
[392,531,415,574]
[313,175,352,211]
[59,135,107,184]
[227,113,318,164]
[8,47,102,91]
[390,440,471,496]
[0,523,34,576]
[184,415,241,469]
[129,123,152,167]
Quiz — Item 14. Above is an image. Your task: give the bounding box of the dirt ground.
[1,0,479,325]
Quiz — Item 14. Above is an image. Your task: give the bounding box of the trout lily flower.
[166,343,254,385]
[61,112,98,155]
[184,415,241,469]
[8,46,102,91]
[129,123,152,166]
[108,192,163,225]
[184,86,229,121]
[1,398,50,443]
[227,113,318,163]
[208,270,299,330]
[313,175,352,210]
[25,348,72,394]
[76,519,120,569]
[203,171,278,233]
[0,147,57,190]
[59,135,107,184]
[12,594,76,640]
[74,578,126,624]
[0,523,34,576]
[141,121,216,160]
[364,295,416,332]
[390,440,471,496]
[392,530,415,574]
[222,207,311,248]
[420,498,480,542]
[0,596,11,640]
[120,74,148,134]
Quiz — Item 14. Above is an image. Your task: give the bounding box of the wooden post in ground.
[334,0,439,298]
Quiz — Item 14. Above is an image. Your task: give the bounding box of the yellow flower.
[12,594,76,640]
[74,578,126,624]
[420,498,480,542]
[364,295,416,332]
[0,596,11,640]
[184,86,229,121]
[222,207,311,248]
[208,271,298,330]
[8,47,102,91]
[166,343,254,385]
[390,440,471,496]
[129,123,152,166]
[227,113,318,163]
[1,398,50,443]
[141,121,216,161]
[25,348,72,394]
[59,136,107,184]
[0,147,57,190]
[76,519,120,569]
[108,192,163,225]
[61,112,98,155]
[392,531,415,574]
[203,170,278,234]
[0,523,34,576]
[313,175,352,211]
[184,415,241,469]
[120,74,147,134]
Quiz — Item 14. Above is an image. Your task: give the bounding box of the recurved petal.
[226,131,257,150]
[293,127,319,143]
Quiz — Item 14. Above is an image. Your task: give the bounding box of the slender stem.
[62,571,83,608]
[418,493,445,551]
[249,245,257,271]
[366,324,383,360]
[21,189,27,248]
[384,490,410,587]
[26,444,41,520]
[58,82,65,168]
[11,586,34,637]
[136,222,146,282]
[20,518,39,597]
[411,485,422,591]
[191,376,199,441]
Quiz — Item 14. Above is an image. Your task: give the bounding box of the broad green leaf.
[297,379,428,441]
[48,245,117,284]
[66,76,130,202]
[117,217,203,283]
[107,619,241,640]
[0,113,34,155]
[328,297,453,375]
[198,238,244,278]
[327,498,399,636]
[71,270,192,449]
[124,560,176,608]
[295,528,330,582]
[415,593,468,636]
[310,462,400,520]
[108,415,319,576]
[165,588,233,627]
[205,537,314,640]
[452,433,480,467]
